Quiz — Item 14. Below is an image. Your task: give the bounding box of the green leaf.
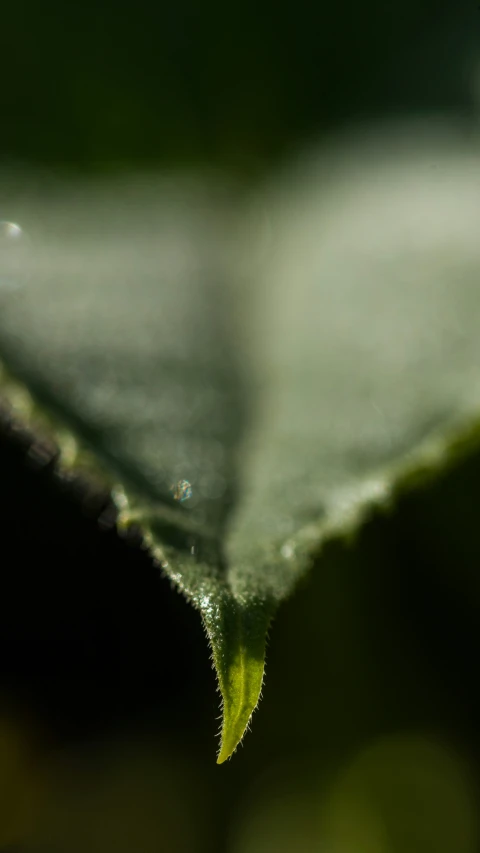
[2,120,480,762]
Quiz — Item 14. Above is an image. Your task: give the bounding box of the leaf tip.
[216,746,232,765]
[202,595,270,765]
[215,645,265,765]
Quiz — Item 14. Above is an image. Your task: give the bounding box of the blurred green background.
[2,2,480,851]
[1,0,478,175]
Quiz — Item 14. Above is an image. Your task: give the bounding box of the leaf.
[2,120,480,761]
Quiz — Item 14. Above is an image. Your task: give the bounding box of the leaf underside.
[2,120,480,761]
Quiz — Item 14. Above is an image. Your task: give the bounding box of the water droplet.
[1,221,22,240]
[281,542,295,560]
[0,221,30,292]
[171,478,193,503]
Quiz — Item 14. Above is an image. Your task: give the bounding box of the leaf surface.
[2,121,480,760]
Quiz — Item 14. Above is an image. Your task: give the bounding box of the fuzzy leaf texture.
[2,120,480,762]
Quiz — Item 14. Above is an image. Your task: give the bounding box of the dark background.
[0,1,478,175]
[1,3,480,850]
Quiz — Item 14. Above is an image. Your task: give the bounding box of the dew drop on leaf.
[0,221,30,293]
[171,479,193,503]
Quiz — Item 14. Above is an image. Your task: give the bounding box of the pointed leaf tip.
[216,648,265,764]
[201,597,268,764]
